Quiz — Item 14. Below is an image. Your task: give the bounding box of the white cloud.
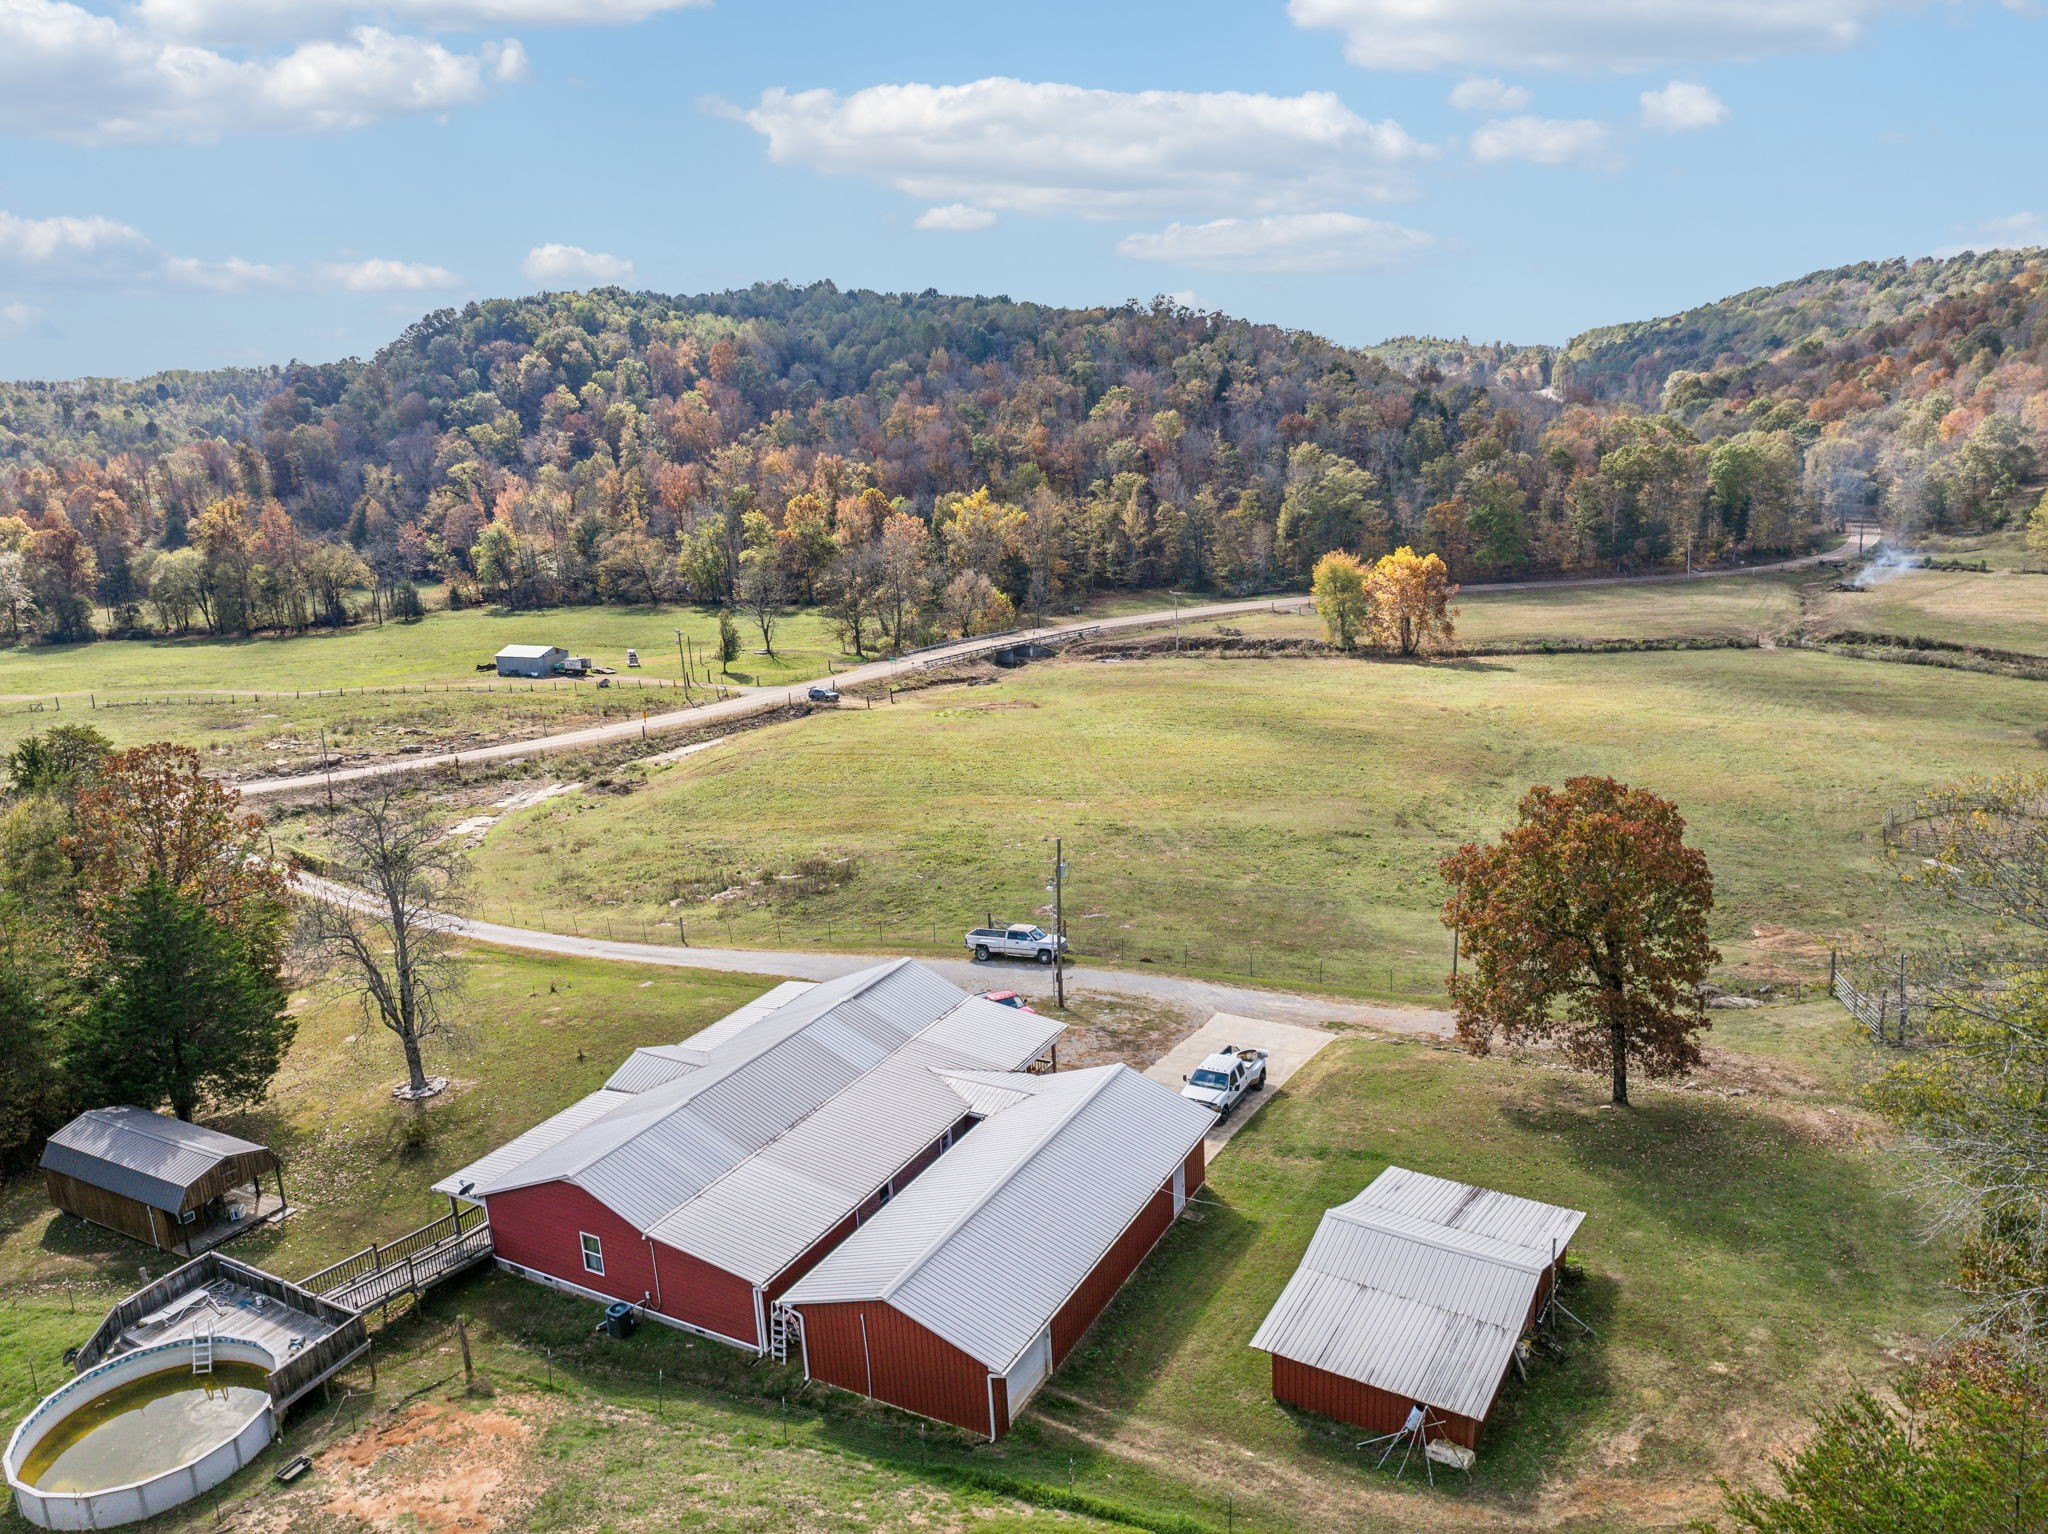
[163,255,293,292]
[714,79,1435,219]
[913,203,998,232]
[321,258,465,291]
[1469,115,1615,166]
[1116,212,1436,273]
[134,0,707,45]
[0,301,57,338]
[1933,211,2048,257]
[1447,76,1530,112]
[1640,80,1727,130]
[0,209,460,295]
[521,243,637,284]
[1289,0,1904,72]
[0,0,523,144]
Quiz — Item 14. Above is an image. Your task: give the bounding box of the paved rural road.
[239,534,1862,800]
[238,595,1313,798]
[295,875,1453,1038]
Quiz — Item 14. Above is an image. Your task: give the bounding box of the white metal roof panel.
[643,1009,1063,1284]
[603,1045,704,1094]
[1347,1166,1585,1259]
[494,644,562,659]
[1247,1167,1585,1421]
[42,1107,271,1212]
[431,1088,635,1197]
[783,1064,1211,1373]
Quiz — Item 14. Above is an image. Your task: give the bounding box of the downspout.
[859,1311,874,1400]
[753,1287,767,1352]
[987,1372,998,1443]
[644,1237,665,1313]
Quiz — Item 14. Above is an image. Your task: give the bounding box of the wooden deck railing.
[299,1203,488,1298]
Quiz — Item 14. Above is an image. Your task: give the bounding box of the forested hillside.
[0,250,2041,649]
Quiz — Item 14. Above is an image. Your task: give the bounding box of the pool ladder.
[191,1324,214,1376]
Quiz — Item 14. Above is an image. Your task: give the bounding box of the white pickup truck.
[964,924,1067,964]
[1180,1046,1269,1117]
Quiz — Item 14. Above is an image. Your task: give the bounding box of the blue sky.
[1,0,2042,379]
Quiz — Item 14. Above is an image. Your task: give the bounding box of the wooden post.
[456,1315,474,1389]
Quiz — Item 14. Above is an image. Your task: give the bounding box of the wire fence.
[2,674,734,720]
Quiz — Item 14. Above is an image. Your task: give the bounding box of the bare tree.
[298,785,466,1098]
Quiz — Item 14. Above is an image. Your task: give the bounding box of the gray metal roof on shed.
[41,1107,274,1214]
[1248,1168,1585,1422]
[494,644,564,659]
[782,1064,1212,1374]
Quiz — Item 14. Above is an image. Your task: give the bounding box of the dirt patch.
[291,1394,557,1534]
[1055,992,1202,1070]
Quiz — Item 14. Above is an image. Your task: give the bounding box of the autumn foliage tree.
[68,743,288,940]
[1441,776,1717,1105]
[1364,546,1458,656]
[1310,550,1370,650]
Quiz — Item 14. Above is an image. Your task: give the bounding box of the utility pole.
[1051,838,1067,1010]
[674,629,693,703]
[1171,590,1182,654]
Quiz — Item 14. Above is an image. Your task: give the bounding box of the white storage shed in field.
[495,644,567,677]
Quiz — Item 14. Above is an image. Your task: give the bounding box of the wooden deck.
[120,1276,337,1366]
[301,1204,494,1314]
[181,1189,291,1255]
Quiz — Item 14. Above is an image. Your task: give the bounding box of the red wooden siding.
[797,1300,994,1439]
[1271,1354,1487,1450]
[484,1181,756,1346]
[1048,1141,1204,1366]
[792,1138,1205,1440]
[649,1238,762,1345]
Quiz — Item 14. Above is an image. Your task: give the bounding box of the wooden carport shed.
[41,1106,288,1254]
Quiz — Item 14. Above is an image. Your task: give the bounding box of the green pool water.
[19,1362,270,1493]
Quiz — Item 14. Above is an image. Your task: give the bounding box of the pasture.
[1810,566,2048,655]
[1232,571,1804,647]
[0,944,1943,1533]
[463,645,2042,997]
[0,599,848,700]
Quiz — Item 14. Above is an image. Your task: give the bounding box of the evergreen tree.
[71,878,292,1122]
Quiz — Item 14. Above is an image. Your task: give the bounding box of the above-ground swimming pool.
[4,1339,277,1530]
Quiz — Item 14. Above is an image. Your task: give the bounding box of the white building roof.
[782,1064,1212,1374]
[456,963,1064,1283]
[432,1088,635,1197]
[495,644,564,659]
[646,1001,1061,1285]
[601,981,819,1094]
[1248,1168,1585,1422]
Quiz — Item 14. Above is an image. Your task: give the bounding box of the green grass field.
[463,646,2041,996]
[0,943,1944,1533]
[1228,573,1805,647]
[0,600,851,701]
[1812,567,2048,654]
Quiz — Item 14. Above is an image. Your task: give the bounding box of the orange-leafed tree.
[1440,776,1717,1106]
[1310,550,1370,650]
[1364,546,1458,656]
[68,743,289,942]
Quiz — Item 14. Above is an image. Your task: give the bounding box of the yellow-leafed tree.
[1365,546,1458,656]
[1310,550,1370,650]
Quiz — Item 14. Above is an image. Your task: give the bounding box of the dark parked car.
[807,685,842,703]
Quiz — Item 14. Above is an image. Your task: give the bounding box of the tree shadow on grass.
[1499,1091,1913,1300]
